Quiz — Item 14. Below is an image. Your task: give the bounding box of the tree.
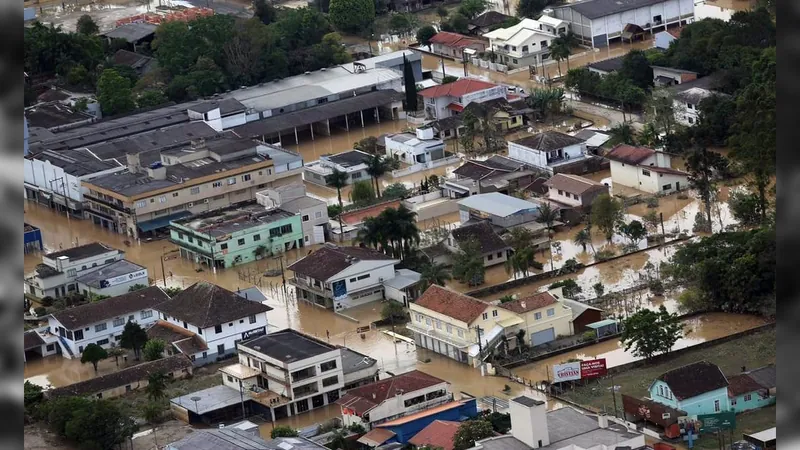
[591,194,624,241]
[620,305,683,360]
[96,69,136,116]
[619,50,653,90]
[448,13,470,34]
[452,239,486,286]
[120,321,148,361]
[137,89,168,109]
[272,426,299,438]
[107,345,127,368]
[76,15,99,35]
[351,180,376,205]
[573,228,592,253]
[389,13,417,37]
[728,189,766,228]
[549,279,582,297]
[254,0,278,25]
[62,399,136,450]
[537,203,559,270]
[642,210,661,235]
[143,338,166,361]
[593,282,605,298]
[24,381,44,414]
[326,168,349,208]
[404,55,418,113]
[685,144,728,229]
[355,136,379,154]
[505,246,538,279]
[67,65,89,86]
[458,0,488,20]
[145,371,169,401]
[694,94,736,147]
[416,25,438,50]
[549,40,570,76]
[499,294,515,303]
[80,343,108,373]
[419,262,452,290]
[436,5,449,21]
[453,419,495,450]
[381,301,408,323]
[517,0,551,19]
[143,401,164,424]
[365,154,396,197]
[383,183,410,199]
[617,220,647,246]
[329,0,375,33]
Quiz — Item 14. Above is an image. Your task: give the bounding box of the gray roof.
[45,242,118,260]
[573,129,611,147]
[173,202,295,237]
[326,150,372,168]
[102,22,157,42]
[381,269,421,290]
[25,102,94,129]
[745,365,776,390]
[512,396,544,407]
[341,50,420,72]
[558,0,668,20]
[673,87,728,105]
[237,286,269,302]
[458,193,544,218]
[651,65,698,75]
[75,259,146,288]
[668,73,723,95]
[512,131,585,152]
[341,347,378,375]
[171,384,244,415]
[560,298,603,319]
[240,329,337,363]
[189,98,247,115]
[587,55,625,73]
[168,428,272,450]
[281,196,326,213]
[263,437,329,450]
[259,144,304,167]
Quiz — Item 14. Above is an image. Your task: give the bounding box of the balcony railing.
[84,193,132,215]
[407,322,471,348]
[290,277,330,295]
[291,369,317,383]
[292,383,319,398]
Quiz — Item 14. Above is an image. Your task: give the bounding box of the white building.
[445,221,511,268]
[303,150,372,187]
[654,28,681,49]
[25,242,125,299]
[187,99,247,132]
[550,0,694,48]
[153,281,272,366]
[507,131,590,174]
[337,370,451,429]
[47,286,169,358]
[257,183,329,245]
[75,260,149,298]
[288,244,419,311]
[419,78,506,121]
[483,18,561,69]
[543,173,609,209]
[384,127,446,165]
[605,144,689,194]
[670,78,730,126]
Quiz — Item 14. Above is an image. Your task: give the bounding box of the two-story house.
[25,242,125,299]
[337,370,451,429]
[446,221,512,268]
[507,131,592,174]
[497,291,573,347]
[443,156,535,199]
[543,173,609,215]
[668,76,729,126]
[408,285,524,366]
[303,149,373,187]
[483,18,558,69]
[419,79,506,121]
[649,361,730,415]
[288,244,418,311]
[384,127,446,166]
[47,286,169,358]
[153,281,272,366]
[429,32,488,60]
[458,192,557,233]
[605,144,689,194]
[257,183,329,246]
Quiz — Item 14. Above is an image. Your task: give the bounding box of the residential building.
[303,150,372,187]
[559,298,603,333]
[331,200,404,241]
[166,427,277,450]
[543,173,609,211]
[572,129,611,150]
[25,242,125,299]
[497,291,574,347]
[429,32,488,60]
[446,221,512,268]
[361,399,479,447]
[605,144,689,194]
[469,11,515,35]
[257,183,329,245]
[419,78,506,121]
[408,420,461,450]
[47,286,169,358]
[483,18,560,69]
[586,55,625,76]
[458,193,555,231]
[101,22,157,50]
[550,0,694,48]
[669,76,729,126]
[469,396,645,450]
[384,127,446,165]
[342,50,423,82]
[340,347,380,390]
[113,49,158,76]
[153,281,273,365]
[169,202,303,270]
[431,97,529,142]
[508,131,595,174]
[727,365,776,413]
[47,355,193,399]
[654,27,682,50]
[381,269,422,307]
[288,244,417,310]
[407,285,522,365]
[82,134,303,238]
[652,65,698,86]
[75,259,149,298]
[649,361,730,415]
[337,370,451,429]
[443,156,535,199]
[24,329,59,362]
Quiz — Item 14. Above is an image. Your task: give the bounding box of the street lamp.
[190,396,202,417]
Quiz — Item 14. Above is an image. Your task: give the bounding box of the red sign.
[580,358,607,379]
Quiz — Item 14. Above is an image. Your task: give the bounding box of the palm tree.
[555,31,578,71]
[638,122,661,148]
[356,216,385,252]
[536,203,560,271]
[550,42,570,77]
[145,371,168,401]
[504,227,534,251]
[505,246,535,279]
[365,154,391,198]
[419,262,452,290]
[609,122,636,145]
[573,228,592,253]
[326,168,349,208]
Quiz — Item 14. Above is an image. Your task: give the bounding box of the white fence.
[390,155,462,178]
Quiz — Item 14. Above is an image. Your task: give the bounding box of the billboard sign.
[580,358,608,378]
[241,326,266,341]
[698,412,736,433]
[99,269,148,288]
[552,361,581,382]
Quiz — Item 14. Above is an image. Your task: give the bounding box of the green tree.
[458,0,488,20]
[537,202,559,270]
[80,343,108,373]
[416,25,438,50]
[642,210,661,235]
[549,40,570,77]
[145,371,169,401]
[143,338,166,361]
[143,401,165,424]
[76,15,99,35]
[694,94,736,147]
[120,321,148,361]
[617,220,647,246]
[381,301,408,323]
[685,144,728,229]
[727,189,766,228]
[504,246,540,279]
[326,168,349,208]
[137,89,168,109]
[63,399,136,450]
[404,55,418,112]
[96,69,136,116]
[573,228,592,253]
[365,154,398,197]
[107,344,127,368]
[329,0,375,33]
[452,239,486,286]
[354,136,379,154]
[383,183,410,199]
[436,5,449,21]
[499,294,515,303]
[619,50,653,90]
[67,65,89,86]
[389,13,417,36]
[592,282,605,297]
[620,305,683,360]
[453,419,494,450]
[351,180,376,205]
[271,426,299,438]
[591,194,624,241]
[165,287,183,297]
[448,13,470,34]
[419,262,452,291]
[254,0,278,25]
[24,381,44,414]
[44,396,94,436]
[517,0,551,18]
[549,279,582,297]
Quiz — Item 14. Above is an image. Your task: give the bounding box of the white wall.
[508,142,548,169]
[157,310,269,359]
[674,99,700,126]
[331,262,398,293]
[49,308,158,355]
[361,381,450,426]
[299,204,329,245]
[24,159,84,203]
[76,275,147,298]
[609,160,645,191]
[547,187,582,207]
[462,86,507,106]
[639,170,687,194]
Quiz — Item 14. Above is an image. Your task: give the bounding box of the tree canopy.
[453,419,495,450]
[80,343,108,373]
[620,305,683,360]
[329,0,376,33]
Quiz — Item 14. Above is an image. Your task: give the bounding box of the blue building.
[357,399,478,447]
[24,223,43,254]
[727,365,776,413]
[648,361,730,416]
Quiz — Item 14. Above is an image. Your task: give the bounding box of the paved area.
[567,100,644,130]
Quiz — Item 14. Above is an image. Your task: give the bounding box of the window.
[46,344,55,352]
[425,318,431,326]
[513,59,518,64]
[662,184,672,191]
[642,169,651,177]
[129,315,135,322]
[140,310,153,319]
[497,252,502,258]
[547,308,555,317]
[540,40,548,48]
[213,181,222,188]
[659,386,664,396]
[249,314,257,324]
[96,338,109,346]
[321,360,337,372]
[227,177,236,185]
[488,254,494,261]
[227,375,234,382]
[349,277,357,283]
[436,320,441,329]
[136,200,146,208]
[302,215,310,222]
[714,399,720,412]
[522,45,529,52]
[242,174,252,182]
[202,351,207,359]
[190,187,200,195]
[159,195,167,203]
[687,117,695,124]
[215,324,223,334]
[188,236,194,243]
[457,329,464,337]
[558,189,564,195]
[744,393,752,402]
[687,103,695,110]
[253,234,261,241]
[150,198,154,203]
[280,224,293,234]
[74,330,84,341]
[322,376,339,387]
[172,192,179,198]
[446,324,452,333]
[357,274,370,281]
[731,397,737,406]
[217,343,225,354]
[182,321,188,329]
[95,323,107,332]
[221,243,228,250]
[238,238,245,246]
[511,46,516,51]
[67,268,76,277]
[534,312,542,320]
[351,172,362,179]
[492,310,498,317]
[269,227,281,237]
[416,314,422,322]
[482,312,488,320]
[653,14,662,22]
[305,236,309,242]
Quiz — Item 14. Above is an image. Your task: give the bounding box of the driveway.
[567,100,644,130]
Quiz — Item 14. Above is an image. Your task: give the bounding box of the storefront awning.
[137,211,192,232]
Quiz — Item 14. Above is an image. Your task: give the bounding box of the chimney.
[598,413,608,429]
[510,396,549,448]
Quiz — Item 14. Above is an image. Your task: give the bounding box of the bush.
[381,301,408,323]
[561,258,580,273]
[34,306,47,317]
[271,426,299,438]
[328,204,343,218]
[67,65,89,86]
[350,180,375,205]
[692,211,712,233]
[648,279,665,296]
[549,279,582,298]
[594,248,616,261]
[530,260,544,270]
[39,296,54,307]
[348,423,366,433]
[442,75,459,84]
[329,0,375,33]
[646,197,659,208]
[143,401,165,424]
[382,183,410,200]
[580,330,596,342]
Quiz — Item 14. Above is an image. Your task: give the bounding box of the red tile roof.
[447,103,465,112]
[499,291,558,314]
[727,373,766,397]
[414,285,489,324]
[358,428,396,446]
[340,200,402,226]
[429,32,483,49]
[667,27,683,39]
[409,420,461,450]
[605,144,655,165]
[336,370,447,416]
[419,78,499,99]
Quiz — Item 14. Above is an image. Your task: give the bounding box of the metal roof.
[458,193,544,217]
[556,0,670,20]
[586,319,619,329]
[75,259,146,287]
[102,22,157,42]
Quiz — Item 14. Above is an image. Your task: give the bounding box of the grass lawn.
[691,404,776,450]
[561,327,775,413]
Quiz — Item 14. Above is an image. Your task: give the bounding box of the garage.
[531,328,556,346]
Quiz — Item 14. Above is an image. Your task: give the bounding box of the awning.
[497,316,524,328]
[447,103,465,112]
[444,181,470,193]
[587,319,619,329]
[137,211,192,232]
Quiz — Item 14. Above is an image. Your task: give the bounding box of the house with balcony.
[605,144,689,194]
[429,32,488,60]
[384,127,446,166]
[169,201,303,270]
[483,18,559,69]
[337,370,451,430]
[445,221,512,268]
[46,286,169,358]
[497,290,574,347]
[419,79,506,121]
[288,244,417,311]
[507,131,595,175]
[256,183,329,246]
[408,285,524,366]
[25,242,125,299]
[303,150,372,187]
[443,155,535,199]
[153,281,272,366]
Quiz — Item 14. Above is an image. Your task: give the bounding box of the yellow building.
[497,289,574,347]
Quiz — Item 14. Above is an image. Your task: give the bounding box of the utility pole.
[276,255,286,289]
[161,246,167,288]
[474,325,484,361]
[659,212,666,236]
[610,375,618,418]
[238,380,247,420]
[440,55,446,80]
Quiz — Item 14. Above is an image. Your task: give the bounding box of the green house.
[169,203,303,270]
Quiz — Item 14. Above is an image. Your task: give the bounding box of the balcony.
[291,367,317,383]
[290,277,330,296]
[406,322,471,348]
[403,392,453,414]
[292,382,319,398]
[83,193,132,215]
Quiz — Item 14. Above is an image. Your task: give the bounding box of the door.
[531,328,556,346]
[675,182,680,191]
[311,394,325,409]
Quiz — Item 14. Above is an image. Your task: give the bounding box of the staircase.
[57,336,75,359]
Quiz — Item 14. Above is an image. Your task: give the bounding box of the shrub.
[648,279,665,296]
[348,423,366,433]
[40,296,54,307]
[646,197,659,208]
[271,426,299,438]
[581,330,596,342]
[34,306,47,317]
[594,248,616,261]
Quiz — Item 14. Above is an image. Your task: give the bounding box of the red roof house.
[429,32,487,59]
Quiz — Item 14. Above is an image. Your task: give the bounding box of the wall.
[97,365,192,400]
[77,275,147,298]
[298,203,329,245]
[157,310,270,362]
[731,391,775,413]
[462,86,507,107]
[639,169,687,194]
[676,386,730,416]
[49,307,158,355]
[674,99,700,126]
[508,142,547,169]
[25,157,105,203]
[609,160,646,190]
[367,381,451,426]
[379,398,478,443]
[516,302,574,341]
[547,186,583,207]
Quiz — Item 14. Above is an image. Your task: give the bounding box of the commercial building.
[25,242,125,299]
[419,78,506,121]
[342,50,423,82]
[507,131,595,174]
[169,202,303,270]
[47,286,169,358]
[483,18,561,69]
[303,150,372,187]
[605,144,689,194]
[550,0,694,48]
[154,282,273,365]
[23,223,43,254]
[166,426,276,450]
[25,102,95,132]
[256,183,329,245]
[75,259,149,297]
